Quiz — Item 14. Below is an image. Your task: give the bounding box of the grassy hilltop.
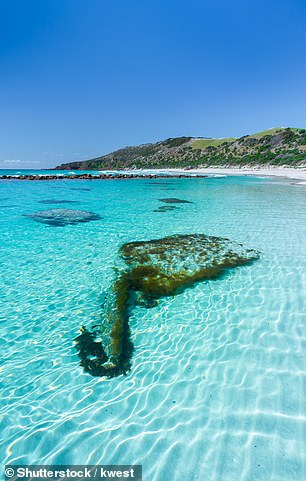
[55,128,306,170]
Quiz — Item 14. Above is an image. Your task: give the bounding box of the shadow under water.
[75,234,260,378]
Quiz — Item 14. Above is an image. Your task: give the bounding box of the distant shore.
[1,166,305,184]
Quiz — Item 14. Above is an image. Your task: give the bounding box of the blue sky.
[1,0,306,168]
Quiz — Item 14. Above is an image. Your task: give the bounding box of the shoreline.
[145,166,306,185]
[171,167,306,184]
[1,166,305,184]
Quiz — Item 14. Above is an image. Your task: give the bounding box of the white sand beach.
[158,167,306,185]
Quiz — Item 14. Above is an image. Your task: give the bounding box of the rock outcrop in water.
[75,234,259,378]
[25,208,102,226]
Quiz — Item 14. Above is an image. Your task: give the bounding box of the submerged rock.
[75,234,259,378]
[38,199,79,204]
[159,198,193,204]
[26,208,101,226]
[154,205,179,212]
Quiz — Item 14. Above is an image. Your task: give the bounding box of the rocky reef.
[0,173,208,181]
[25,208,102,226]
[75,234,259,378]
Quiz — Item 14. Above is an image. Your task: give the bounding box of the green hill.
[55,128,306,170]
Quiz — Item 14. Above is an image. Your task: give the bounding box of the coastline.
[157,166,306,185]
[1,166,305,184]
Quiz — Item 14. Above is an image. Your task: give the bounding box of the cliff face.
[55,128,306,170]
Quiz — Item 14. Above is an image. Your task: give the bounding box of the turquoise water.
[1,175,305,481]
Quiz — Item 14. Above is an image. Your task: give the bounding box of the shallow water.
[1,175,305,481]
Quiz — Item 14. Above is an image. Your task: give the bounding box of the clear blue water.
[1,175,305,481]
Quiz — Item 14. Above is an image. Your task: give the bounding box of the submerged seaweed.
[75,234,259,378]
[25,208,101,226]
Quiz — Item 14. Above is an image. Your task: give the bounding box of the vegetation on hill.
[55,128,306,170]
